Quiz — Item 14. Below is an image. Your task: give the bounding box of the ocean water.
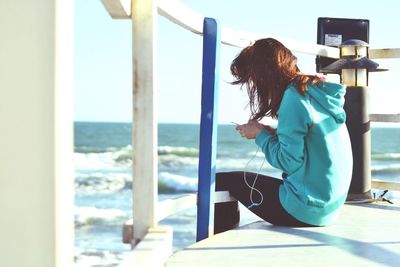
[74,122,400,266]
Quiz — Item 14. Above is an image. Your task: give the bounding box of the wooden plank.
[101,0,340,57]
[220,27,340,58]
[369,48,400,59]
[100,0,131,19]
[157,1,340,58]
[370,113,400,123]
[214,191,236,203]
[157,0,203,35]
[167,202,400,267]
[121,227,173,267]
[131,0,158,244]
[196,17,221,242]
[123,194,196,244]
[157,194,197,222]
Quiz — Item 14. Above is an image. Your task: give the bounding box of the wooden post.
[54,0,75,265]
[131,0,158,244]
[196,17,221,241]
[0,0,74,266]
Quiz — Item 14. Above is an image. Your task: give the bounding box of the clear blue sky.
[75,0,400,123]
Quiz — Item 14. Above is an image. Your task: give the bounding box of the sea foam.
[158,172,198,192]
[75,206,128,227]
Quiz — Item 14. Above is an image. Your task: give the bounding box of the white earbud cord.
[243,147,266,209]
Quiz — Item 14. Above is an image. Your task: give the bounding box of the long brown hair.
[230,38,322,120]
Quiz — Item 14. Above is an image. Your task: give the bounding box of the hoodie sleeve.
[255,88,312,174]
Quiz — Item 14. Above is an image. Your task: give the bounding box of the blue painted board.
[196,17,221,242]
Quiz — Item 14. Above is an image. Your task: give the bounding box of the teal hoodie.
[255,81,353,226]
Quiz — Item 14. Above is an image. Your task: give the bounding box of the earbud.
[247,203,260,209]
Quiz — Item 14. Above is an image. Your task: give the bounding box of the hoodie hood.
[307,82,347,123]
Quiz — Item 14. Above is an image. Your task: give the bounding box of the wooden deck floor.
[166,202,400,267]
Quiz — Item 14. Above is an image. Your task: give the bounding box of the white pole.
[0,0,74,266]
[54,0,75,265]
[131,0,158,243]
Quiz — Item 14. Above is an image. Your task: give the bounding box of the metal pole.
[340,43,373,202]
[344,86,372,201]
[196,17,221,241]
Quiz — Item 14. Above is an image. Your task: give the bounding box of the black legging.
[214,171,313,233]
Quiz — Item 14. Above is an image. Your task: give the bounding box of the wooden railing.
[101,0,400,249]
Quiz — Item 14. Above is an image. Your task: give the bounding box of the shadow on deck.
[166,201,400,267]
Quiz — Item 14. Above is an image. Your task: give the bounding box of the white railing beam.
[100,0,131,19]
[123,194,197,244]
[369,48,400,59]
[370,114,400,123]
[157,0,203,35]
[157,1,340,58]
[101,1,400,59]
[101,0,340,58]
[221,28,339,57]
[372,180,400,191]
[214,191,236,203]
[157,194,197,222]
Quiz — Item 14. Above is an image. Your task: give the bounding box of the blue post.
[196,17,221,242]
